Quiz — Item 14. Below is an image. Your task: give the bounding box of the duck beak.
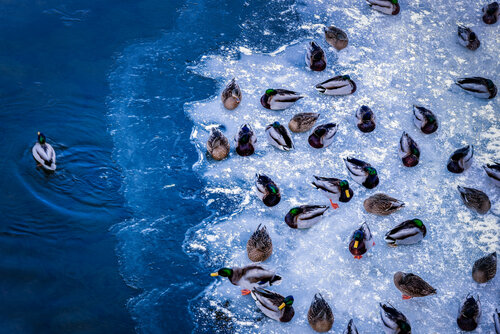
[345,190,350,198]
[210,272,219,277]
[278,302,286,310]
[354,240,359,248]
[37,131,40,135]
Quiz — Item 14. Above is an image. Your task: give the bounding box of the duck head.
[37,132,46,145]
[260,89,276,109]
[279,295,294,310]
[363,167,379,189]
[263,183,281,207]
[397,320,411,334]
[308,127,326,148]
[422,114,438,134]
[285,207,302,228]
[338,180,353,202]
[210,268,233,278]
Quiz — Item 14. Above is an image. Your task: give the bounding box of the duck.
[255,173,281,207]
[482,2,499,24]
[265,121,294,151]
[260,89,304,110]
[393,271,436,299]
[210,265,281,295]
[206,128,230,160]
[344,319,359,334]
[458,25,480,51]
[356,105,376,133]
[494,308,500,334]
[399,132,420,167]
[247,224,273,262]
[344,157,379,189]
[250,288,294,322]
[285,205,329,229]
[457,186,491,214]
[367,0,400,15]
[306,41,327,71]
[447,145,473,173]
[349,222,374,259]
[324,26,348,50]
[456,77,497,99]
[308,123,338,149]
[457,294,481,331]
[289,112,320,133]
[472,251,497,283]
[380,303,411,334]
[32,132,56,171]
[413,105,438,134]
[221,78,242,110]
[483,162,500,186]
[312,176,353,209]
[316,75,356,96]
[364,193,405,215]
[234,124,257,156]
[308,293,334,332]
[384,219,427,246]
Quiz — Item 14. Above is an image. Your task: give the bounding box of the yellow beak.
[37,131,40,135]
[354,240,359,248]
[278,302,286,310]
[345,190,350,198]
[210,272,219,277]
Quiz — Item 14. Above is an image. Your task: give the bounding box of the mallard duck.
[472,251,497,283]
[393,271,436,299]
[399,132,420,167]
[457,294,481,331]
[364,193,404,215]
[356,105,376,133]
[344,157,379,189]
[456,77,497,99]
[32,132,56,171]
[413,105,438,134]
[324,26,348,50]
[447,145,473,174]
[265,122,294,151]
[255,173,281,207]
[385,219,426,246]
[234,124,257,156]
[349,222,374,259]
[308,123,338,149]
[308,293,334,332]
[207,128,230,160]
[285,205,329,229]
[221,78,242,110]
[458,25,480,51]
[289,112,320,133]
[494,308,500,334]
[210,265,281,295]
[260,89,304,110]
[344,319,359,334]
[312,176,353,209]
[457,186,491,214]
[482,2,499,24]
[306,41,327,71]
[251,288,294,322]
[247,224,273,262]
[484,162,500,186]
[380,303,411,334]
[367,0,400,15]
[316,75,356,96]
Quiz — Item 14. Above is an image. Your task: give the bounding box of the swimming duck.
[312,176,353,209]
[324,26,348,50]
[308,293,334,332]
[367,0,400,15]
[483,162,500,186]
[447,145,473,173]
[399,132,420,167]
[482,2,499,24]
[210,265,281,295]
[207,128,230,160]
[356,105,376,133]
[457,294,481,331]
[472,251,497,283]
[285,205,329,229]
[494,308,500,333]
[247,224,273,262]
[344,319,359,334]
[289,112,320,133]
[413,105,438,134]
[234,124,257,156]
[393,271,436,299]
[32,132,56,171]
[265,122,294,151]
[364,193,405,215]
[349,222,374,259]
[250,288,294,322]
[344,157,379,189]
[260,89,304,110]
[385,219,426,247]
[316,75,356,96]
[308,123,338,149]
[306,41,327,71]
[458,25,480,51]
[255,173,281,207]
[456,77,497,99]
[457,186,491,214]
[221,78,242,110]
[380,303,411,334]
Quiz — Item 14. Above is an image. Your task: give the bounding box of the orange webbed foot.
[241,289,251,296]
[402,295,412,300]
[329,199,339,209]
